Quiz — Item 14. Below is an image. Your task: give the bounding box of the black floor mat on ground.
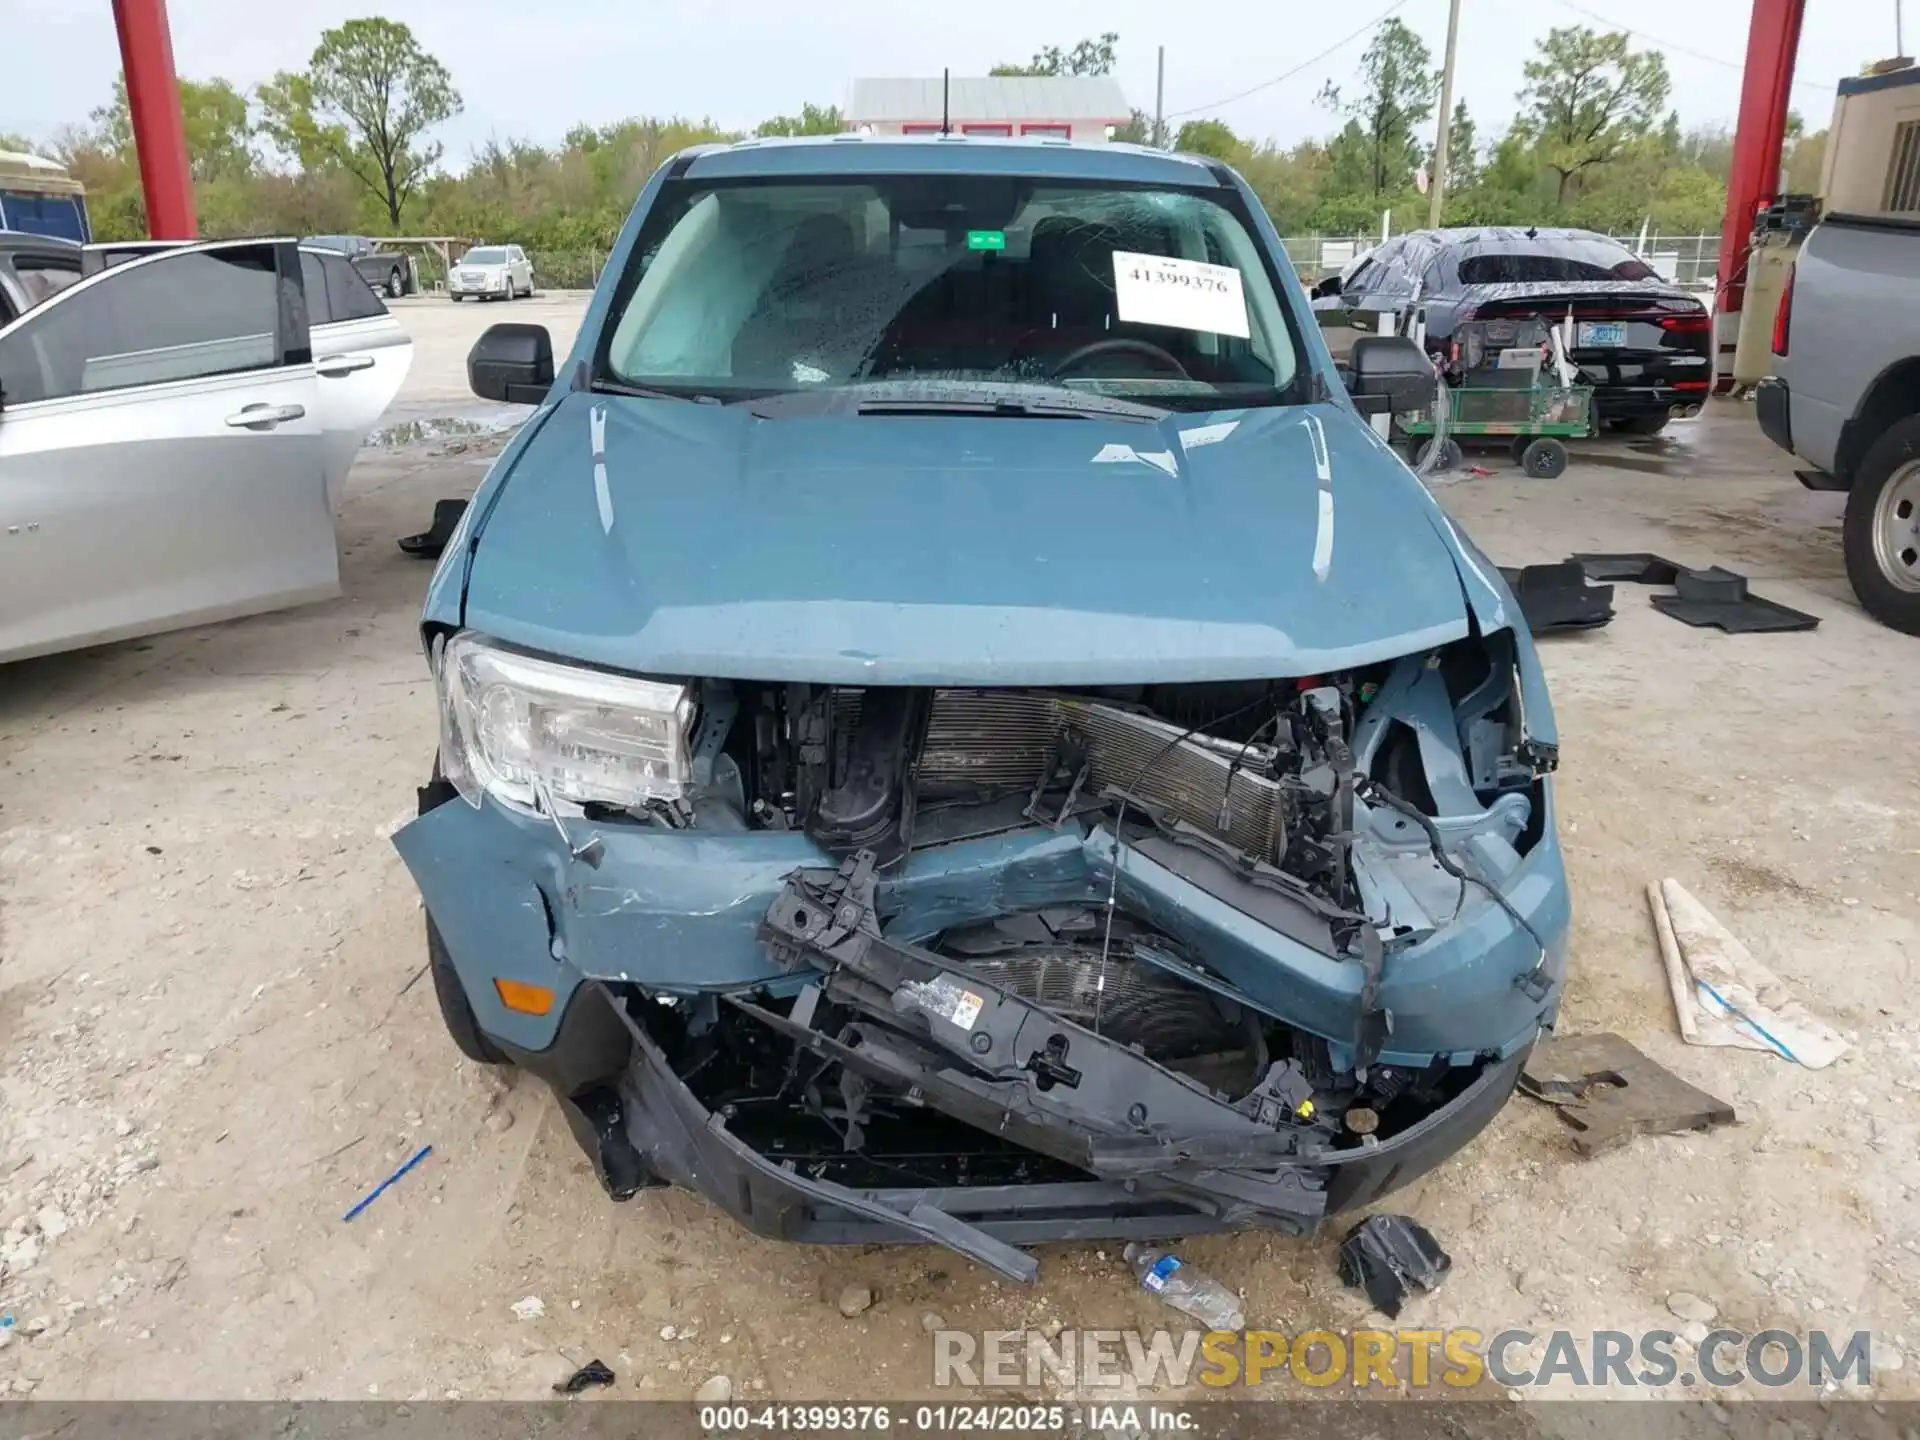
[1570,552,1684,585]
[1499,563,1616,634]
[1649,566,1820,633]
[398,498,470,559]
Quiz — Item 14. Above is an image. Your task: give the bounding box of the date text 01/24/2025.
[696,1403,1199,1432]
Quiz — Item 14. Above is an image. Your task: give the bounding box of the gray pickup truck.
[1757,215,1920,634]
[302,234,415,299]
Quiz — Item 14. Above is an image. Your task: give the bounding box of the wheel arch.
[1836,356,1920,485]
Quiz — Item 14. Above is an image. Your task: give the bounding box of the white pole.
[1154,46,1166,148]
[1428,0,1464,228]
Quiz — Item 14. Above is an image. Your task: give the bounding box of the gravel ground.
[1,296,1916,1427]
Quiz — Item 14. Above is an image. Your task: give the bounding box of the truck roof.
[676,135,1229,187]
[0,150,84,196]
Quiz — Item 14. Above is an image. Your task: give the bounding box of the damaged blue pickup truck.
[393,136,1569,1282]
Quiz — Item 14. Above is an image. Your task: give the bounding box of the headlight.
[436,632,695,813]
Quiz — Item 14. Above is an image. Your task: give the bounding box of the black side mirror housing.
[1346,334,1435,415]
[469,323,555,404]
[1312,274,1343,300]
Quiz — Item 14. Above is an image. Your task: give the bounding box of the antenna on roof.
[941,68,951,134]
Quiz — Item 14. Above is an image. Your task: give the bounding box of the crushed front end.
[397,636,1568,1280]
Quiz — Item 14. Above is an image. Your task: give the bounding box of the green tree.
[299,18,462,227]
[1237,140,1333,232]
[1174,119,1239,160]
[1318,19,1440,196]
[1438,99,1478,195]
[1518,27,1670,203]
[755,104,844,137]
[91,75,257,182]
[991,32,1119,77]
[1786,128,1827,194]
[256,69,351,175]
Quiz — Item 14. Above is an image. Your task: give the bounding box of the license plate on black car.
[1578,321,1627,346]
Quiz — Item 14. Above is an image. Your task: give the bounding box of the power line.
[1552,0,1836,92]
[1164,0,1416,120]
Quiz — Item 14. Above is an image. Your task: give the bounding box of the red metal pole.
[1715,0,1805,317]
[111,0,197,239]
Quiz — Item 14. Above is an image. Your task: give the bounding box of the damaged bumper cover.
[396,781,1564,1279]
[564,960,1526,1281]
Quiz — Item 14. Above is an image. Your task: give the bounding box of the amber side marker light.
[495,979,555,1015]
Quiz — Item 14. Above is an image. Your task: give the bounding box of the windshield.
[598,175,1306,409]
[463,247,508,264]
[1457,237,1659,285]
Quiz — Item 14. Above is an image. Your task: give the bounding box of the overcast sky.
[2,0,1898,162]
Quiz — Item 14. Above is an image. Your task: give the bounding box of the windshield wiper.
[844,384,1166,423]
[589,378,725,404]
[853,397,1135,421]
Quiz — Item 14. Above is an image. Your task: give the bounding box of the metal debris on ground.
[1498,563,1616,634]
[1518,1031,1735,1156]
[554,1359,617,1394]
[341,1144,433,1222]
[1335,1214,1451,1319]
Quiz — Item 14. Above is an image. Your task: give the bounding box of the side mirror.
[1346,334,1435,415]
[1312,274,1343,300]
[469,323,554,404]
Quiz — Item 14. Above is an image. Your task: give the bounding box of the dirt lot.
[2,294,1917,1419]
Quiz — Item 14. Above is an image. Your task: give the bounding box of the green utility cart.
[1400,382,1596,479]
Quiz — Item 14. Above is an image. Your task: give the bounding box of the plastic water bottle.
[1122,1243,1245,1331]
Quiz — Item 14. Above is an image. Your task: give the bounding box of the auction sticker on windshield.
[1112,251,1250,338]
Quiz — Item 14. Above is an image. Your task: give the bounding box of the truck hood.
[461,392,1473,685]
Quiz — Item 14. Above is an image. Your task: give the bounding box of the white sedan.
[448,245,533,301]
[0,238,413,664]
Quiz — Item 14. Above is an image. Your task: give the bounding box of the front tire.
[1843,416,1920,635]
[1520,437,1568,478]
[426,913,510,1066]
[386,266,405,299]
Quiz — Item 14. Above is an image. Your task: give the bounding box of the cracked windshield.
[602,177,1302,409]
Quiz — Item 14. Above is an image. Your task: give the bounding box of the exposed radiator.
[836,690,1289,858]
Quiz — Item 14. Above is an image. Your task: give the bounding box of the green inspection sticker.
[967,229,1007,251]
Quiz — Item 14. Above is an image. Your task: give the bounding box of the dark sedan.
[1313,227,1712,435]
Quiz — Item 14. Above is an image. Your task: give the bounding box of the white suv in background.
[449,245,533,301]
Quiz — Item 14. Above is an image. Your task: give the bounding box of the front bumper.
[450,273,512,296]
[395,788,1567,1067]
[1590,381,1708,422]
[508,971,1532,1282]
[396,770,1567,1278]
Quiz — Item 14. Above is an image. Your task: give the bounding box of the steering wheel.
[1048,336,1192,381]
